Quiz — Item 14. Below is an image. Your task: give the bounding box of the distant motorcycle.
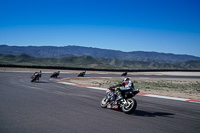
[100,87,139,114]
[31,72,41,82]
[121,72,127,76]
[50,71,60,78]
[78,71,86,77]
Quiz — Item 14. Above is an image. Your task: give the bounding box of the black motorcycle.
[78,71,86,77]
[121,72,127,76]
[50,71,60,78]
[100,87,139,114]
[31,72,40,82]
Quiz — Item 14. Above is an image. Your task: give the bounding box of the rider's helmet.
[122,77,134,88]
[123,77,130,82]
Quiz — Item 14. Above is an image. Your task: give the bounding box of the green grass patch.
[106,80,200,94]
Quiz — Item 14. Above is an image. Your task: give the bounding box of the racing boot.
[112,104,119,109]
[107,104,111,109]
[107,101,114,109]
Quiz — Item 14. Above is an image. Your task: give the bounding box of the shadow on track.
[32,81,52,83]
[133,110,174,118]
[106,109,174,118]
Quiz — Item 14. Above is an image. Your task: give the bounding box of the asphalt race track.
[0,72,200,133]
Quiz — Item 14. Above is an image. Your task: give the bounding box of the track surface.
[0,72,200,133]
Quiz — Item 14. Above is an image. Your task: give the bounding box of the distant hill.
[0,54,200,70]
[0,45,200,63]
[0,54,112,69]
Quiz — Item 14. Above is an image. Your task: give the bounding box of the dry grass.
[61,77,200,100]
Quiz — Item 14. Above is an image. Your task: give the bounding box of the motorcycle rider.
[118,77,135,100]
[107,78,135,108]
[54,71,60,77]
[38,70,42,77]
[32,70,42,81]
[57,71,60,75]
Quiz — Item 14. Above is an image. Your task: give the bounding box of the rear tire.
[122,98,137,114]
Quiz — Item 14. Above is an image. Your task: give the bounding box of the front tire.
[100,97,108,108]
[31,78,36,82]
[122,98,137,114]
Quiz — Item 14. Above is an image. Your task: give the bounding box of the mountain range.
[0,54,200,70]
[0,45,200,63]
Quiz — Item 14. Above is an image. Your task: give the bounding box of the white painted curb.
[57,81,200,104]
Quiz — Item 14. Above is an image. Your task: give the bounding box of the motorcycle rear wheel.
[122,98,137,114]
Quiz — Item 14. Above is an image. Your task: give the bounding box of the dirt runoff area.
[61,76,200,100]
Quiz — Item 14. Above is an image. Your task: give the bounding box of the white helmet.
[123,77,130,82]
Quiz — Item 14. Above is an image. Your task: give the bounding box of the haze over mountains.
[0,45,200,63]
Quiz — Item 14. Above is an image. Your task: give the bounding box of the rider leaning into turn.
[108,77,135,108]
[38,70,42,77]
[116,77,135,100]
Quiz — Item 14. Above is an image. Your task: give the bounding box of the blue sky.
[0,0,200,57]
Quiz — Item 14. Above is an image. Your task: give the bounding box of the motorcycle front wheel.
[100,97,108,108]
[122,98,137,114]
[31,78,36,82]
